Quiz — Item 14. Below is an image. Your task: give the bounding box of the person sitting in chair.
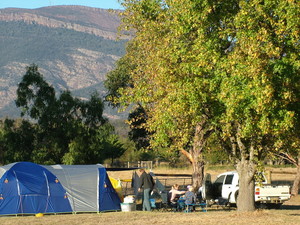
[169,184,185,211]
[169,184,185,203]
[184,186,197,212]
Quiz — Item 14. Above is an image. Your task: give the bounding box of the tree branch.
[180,148,193,163]
[275,152,297,166]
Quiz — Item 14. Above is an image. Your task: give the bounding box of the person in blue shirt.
[184,186,197,212]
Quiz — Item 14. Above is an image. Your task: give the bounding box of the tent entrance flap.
[98,168,121,212]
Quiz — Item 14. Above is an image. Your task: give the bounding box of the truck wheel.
[228,193,236,207]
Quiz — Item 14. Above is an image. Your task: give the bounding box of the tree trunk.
[291,161,300,196]
[180,148,205,191]
[191,158,205,190]
[191,122,212,190]
[236,159,256,212]
[180,122,212,191]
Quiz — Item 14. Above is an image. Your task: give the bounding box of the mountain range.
[0,5,129,119]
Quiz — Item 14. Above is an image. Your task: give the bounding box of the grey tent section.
[43,164,104,213]
[0,163,16,177]
[150,172,165,192]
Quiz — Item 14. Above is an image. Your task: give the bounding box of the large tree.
[217,0,300,211]
[116,0,299,211]
[14,64,125,164]
[116,0,228,189]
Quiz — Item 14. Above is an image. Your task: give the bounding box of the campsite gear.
[124,195,135,203]
[0,162,121,215]
[120,202,136,212]
[109,177,124,202]
[150,198,156,209]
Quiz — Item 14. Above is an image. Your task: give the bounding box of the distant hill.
[0,6,129,119]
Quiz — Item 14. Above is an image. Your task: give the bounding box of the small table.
[185,202,207,212]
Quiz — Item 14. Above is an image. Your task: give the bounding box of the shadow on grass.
[281,205,300,210]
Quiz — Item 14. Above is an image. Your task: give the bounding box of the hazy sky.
[0,0,123,9]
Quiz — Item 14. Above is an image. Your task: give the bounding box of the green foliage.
[115,1,300,205]
[127,105,151,150]
[0,119,36,164]
[102,134,126,165]
[0,64,126,165]
[216,0,300,168]
[104,51,152,156]
[15,65,56,120]
[128,148,157,161]
[116,0,226,173]
[204,147,229,165]
[104,56,134,107]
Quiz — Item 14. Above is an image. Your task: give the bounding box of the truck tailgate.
[255,185,290,202]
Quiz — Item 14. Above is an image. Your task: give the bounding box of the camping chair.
[159,191,178,212]
[159,191,169,211]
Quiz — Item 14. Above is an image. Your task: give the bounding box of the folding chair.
[159,191,179,212]
[159,191,169,211]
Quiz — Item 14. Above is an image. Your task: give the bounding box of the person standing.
[138,169,155,211]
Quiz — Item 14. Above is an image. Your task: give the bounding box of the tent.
[0,162,121,215]
[0,162,72,215]
[44,164,121,213]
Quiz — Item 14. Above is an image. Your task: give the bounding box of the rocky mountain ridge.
[0,6,124,40]
[0,6,128,119]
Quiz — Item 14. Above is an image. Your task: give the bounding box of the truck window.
[214,175,225,197]
[215,175,225,184]
[224,175,234,185]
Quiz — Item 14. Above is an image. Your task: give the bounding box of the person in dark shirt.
[138,169,155,211]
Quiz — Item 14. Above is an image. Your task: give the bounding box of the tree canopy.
[114,0,299,211]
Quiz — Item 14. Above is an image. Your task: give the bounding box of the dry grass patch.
[1,210,300,225]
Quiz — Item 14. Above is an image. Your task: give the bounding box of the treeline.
[0,65,125,165]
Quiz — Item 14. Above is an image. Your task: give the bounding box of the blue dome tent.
[0,162,121,215]
[0,162,72,215]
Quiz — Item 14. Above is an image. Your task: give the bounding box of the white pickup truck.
[202,171,291,209]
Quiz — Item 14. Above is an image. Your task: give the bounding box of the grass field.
[0,166,299,225]
[1,205,300,225]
